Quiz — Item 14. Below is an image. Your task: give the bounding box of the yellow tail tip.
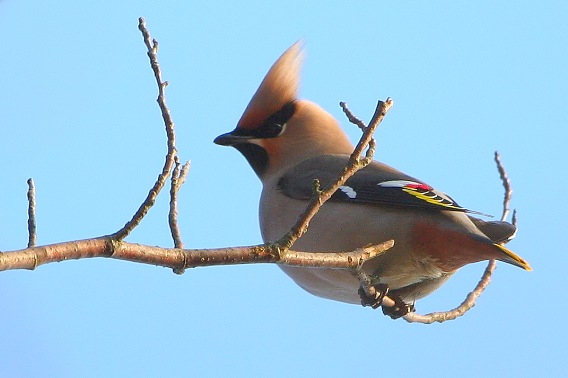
[494,243,532,271]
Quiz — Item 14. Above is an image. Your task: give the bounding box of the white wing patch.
[378,180,421,188]
[339,185,357,199]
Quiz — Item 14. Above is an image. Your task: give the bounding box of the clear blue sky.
[1,1,566,377]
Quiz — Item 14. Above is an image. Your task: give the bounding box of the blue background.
[1,1,565,377]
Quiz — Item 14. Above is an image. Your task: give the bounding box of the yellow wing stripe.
[402,187,464,211]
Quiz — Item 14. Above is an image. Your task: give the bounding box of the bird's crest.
[237,41,303,130]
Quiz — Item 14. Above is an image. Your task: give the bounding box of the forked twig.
[110,18,179,241]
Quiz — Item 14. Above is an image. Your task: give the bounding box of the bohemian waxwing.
[214,42,531,318]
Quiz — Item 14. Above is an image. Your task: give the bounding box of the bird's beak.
[213,131,254,146]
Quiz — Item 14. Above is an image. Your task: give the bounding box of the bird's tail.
[493,243,532,271]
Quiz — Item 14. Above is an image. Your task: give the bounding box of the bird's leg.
[381,296,415,320]
[358,283,389,309]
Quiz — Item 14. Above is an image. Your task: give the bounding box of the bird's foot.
[358,283,389,309]
[358,283,415,319]
[381,297,415,320]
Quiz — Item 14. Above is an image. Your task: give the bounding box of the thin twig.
[340,102,367,132]
[169,156,191,249]
[495,151,512,222]
[277,98,393,251]
[404,261,497,323]
[340,102,377,163]
[111,17,178,240]
[26,178,36,248]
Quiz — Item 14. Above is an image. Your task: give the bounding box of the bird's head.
[214,42,354,180]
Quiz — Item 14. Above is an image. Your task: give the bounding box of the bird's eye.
[254,101,295,139]
[260,122,285,138]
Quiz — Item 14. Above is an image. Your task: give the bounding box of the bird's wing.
[278,154,481,214]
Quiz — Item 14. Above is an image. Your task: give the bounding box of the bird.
[214,42,531,318]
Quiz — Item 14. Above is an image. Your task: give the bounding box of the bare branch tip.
[26,178,37,248]
[363,239,395,260]
[182,160,191,172]
[377,98,394,115]
[339,101,367,131]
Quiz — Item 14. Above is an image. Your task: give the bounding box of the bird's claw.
[359,283,415,319]
[358,283,389,309]
[381,297,415,319]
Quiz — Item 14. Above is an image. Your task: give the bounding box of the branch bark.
[0,237,394,273]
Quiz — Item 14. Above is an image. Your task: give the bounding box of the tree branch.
[0,19,395,278]
[0,237,394,273]
[0,18,518,324]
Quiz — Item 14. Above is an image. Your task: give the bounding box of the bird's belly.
[260,195,450,304]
